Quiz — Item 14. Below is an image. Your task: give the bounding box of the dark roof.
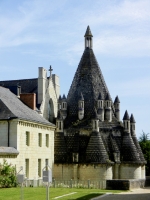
[62,94,67,100]
[0,147,19,155]
[0,78,38,94]
[67,48,112,121]
[86,131,110,163]
[57,110,63,120]
[130,114,136,123]
[84,26,93,37]
[123,110,130,120]
[105,93,111,101]
[79,92,84,101]
[0,86,55,126]
[98,92,104,100]
[114,96,120,103]
[121,132,142,164]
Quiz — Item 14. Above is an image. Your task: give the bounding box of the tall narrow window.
[26,132,30,146]
[38,159,41,177]
[46,134,49,147]
[38,133,42,147]
[25,159,29,178]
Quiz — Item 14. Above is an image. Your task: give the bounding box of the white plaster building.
[0,86,55,179]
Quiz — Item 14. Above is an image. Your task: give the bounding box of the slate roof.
[54,27,145,165]
[86,131,110,163]
[0,78,38,94]
[130,114,136,123]
[84,26,93,37]
[0,147,19,155]
[67,47,113,121]
[0,86,55,126]
[114,96,120,103]
[123,110,130,120]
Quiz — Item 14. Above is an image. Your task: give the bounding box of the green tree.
[139,131,150,176]
[0,159,17,188]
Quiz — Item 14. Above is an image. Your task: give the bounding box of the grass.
[0,187,123,200]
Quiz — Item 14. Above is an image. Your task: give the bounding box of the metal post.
[46,182,49,200]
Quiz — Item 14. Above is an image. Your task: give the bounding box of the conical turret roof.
[123,110,130,120]
[98,92,104,100]
[130,114,136,123]
[79,92,84,101]
[86,131,110,163]
[114,96,120,103]
[67,38,111,120]
[84,26,93,37]
[105,93,111,101]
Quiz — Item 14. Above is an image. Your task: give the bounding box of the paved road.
[92,187,150,200]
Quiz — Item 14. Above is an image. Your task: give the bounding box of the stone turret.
[97,92,104,121]
[130,114,136,136]
[61,94,67,119]
[92,109,99,132]
[114,95,120,121]
[123,110,130,133]
[58,95,61,111]
[56,111,63,132]
[105,93,112,122]
[84,25,93,49]
[78,93,84,120]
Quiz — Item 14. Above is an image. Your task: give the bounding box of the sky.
[0,0,150,138]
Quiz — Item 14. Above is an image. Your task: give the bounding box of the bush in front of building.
[0,159,17,188]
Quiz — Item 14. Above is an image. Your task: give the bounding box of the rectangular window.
[25,159,29,178]
[26,132,30,146]
[46,134,49,147]
[38,133,42,147]
[38,159,41,177]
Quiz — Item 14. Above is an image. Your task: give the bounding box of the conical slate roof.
[79,92,84,100]
[84,26,93,37]
[132,134,146,164]
[130,114,136,123]
[105,93,111,101]
[67,47,111,120]
[98,92,104,100]
[54,133,67,163]
[123,110,130,120]
[114,96,120,103]
[86,131,109,163]
[121,132,142,164]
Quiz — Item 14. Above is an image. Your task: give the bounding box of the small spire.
[84,26,93,37]
[114,95,120,103]
[62,94,66,99]
[79,92,84,100]
[58,95,61,102]
[105,93,111,101]
[57,110,63,120]
[93,107,99,119]
[130,114,136,123]
[123,110,130,120]
[98,92,104,100]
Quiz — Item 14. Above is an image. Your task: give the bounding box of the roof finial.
[49,65,53,77]
[84,26,93,49]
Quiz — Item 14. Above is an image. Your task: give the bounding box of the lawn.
[0,187,122,200]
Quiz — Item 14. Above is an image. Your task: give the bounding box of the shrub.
[0,159,17,188]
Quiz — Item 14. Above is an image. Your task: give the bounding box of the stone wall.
[120,164,142,179]
[53,164,113,180]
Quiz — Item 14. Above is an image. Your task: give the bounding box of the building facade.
[54,26,146,181]
[0,86,55,179]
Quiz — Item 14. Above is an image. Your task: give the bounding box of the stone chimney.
[20,93,36,110]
